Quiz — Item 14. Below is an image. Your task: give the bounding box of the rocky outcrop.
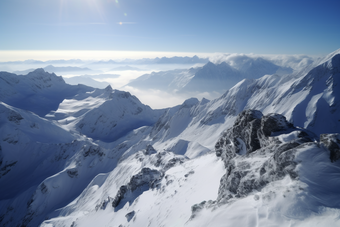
[112,168,163,209]
[95,196,113,211]
[0,161,17,179]
[320,133,340,162]
[215,110,304,166]
[215,110,263,161]
[214,110,315,203]
[125,210,135,222]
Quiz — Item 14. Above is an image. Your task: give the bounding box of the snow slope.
[47,85,163,142]
[12,65,97,76]
[0,69,94,116]
[0,49,340,227]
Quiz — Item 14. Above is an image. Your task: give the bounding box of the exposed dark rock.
[214,109,315,204]
[3,136,18,144]
[143,144,157,155]
[184,170,195,177]
[112,168,163,209]
[7,111,23,124]
[40,183,48,194]
[152,151,188,171]
[67,169,78,178]
[125,210,135,222]
[96,196,113,211]
[190,200,214,219]
[0,206,15,226]
[83,145,104,157]
[297,130,315,143]
[164,157,185,171]
[260,113,293,137]
[0,161,17,178]
[116,91,131,99]
[21,210,35,227]
[190,201,206,219]
[215,110,266,168]
[320,133,340,162]
[129,168,163,191]
[134,107,143,115]
[112,185,128,208]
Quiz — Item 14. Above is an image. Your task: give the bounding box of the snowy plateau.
[0,49,340,227]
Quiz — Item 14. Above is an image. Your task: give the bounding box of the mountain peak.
[104,85,113,92]
[30,68,46,74]
[181,97,199,108]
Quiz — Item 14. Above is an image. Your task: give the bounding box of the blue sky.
[0,0,339,56]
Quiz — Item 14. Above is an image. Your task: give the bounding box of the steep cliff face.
[198,50,340,136]
[0,50,340,227]
[187,110,340,226]
[214,110,315,203]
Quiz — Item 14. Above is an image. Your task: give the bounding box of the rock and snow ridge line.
[0,48,340,226]
[125,55,294,95]
[39,110,340,227]
[188,111,340,227]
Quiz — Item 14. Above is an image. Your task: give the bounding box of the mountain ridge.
[0,49,340,226]
[126,55,294,96]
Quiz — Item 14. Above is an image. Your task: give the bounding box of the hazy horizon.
[1,0,339,109]
[0,50,325,109]
[0,50,214,62]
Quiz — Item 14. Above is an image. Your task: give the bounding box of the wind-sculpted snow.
[214,110,315,202]
[187,110,340,227]
[39,109,340,227]
[0,109,159,226]
[75,89,160,142]
[320,133,340,162]
[1,49,340,227]
[199,49,340,136]
[46,85,163,142]
[111,167,163,209]
[0,100,160,226]
[0,69,94,116]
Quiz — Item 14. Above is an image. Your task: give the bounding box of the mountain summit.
[0,49,340,227]
[126,55,293,96]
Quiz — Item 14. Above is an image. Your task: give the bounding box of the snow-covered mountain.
[63,76,111,89]
[0,59,84,65]
[13,65,95,76]
[125,55,293,95]
[46,85,163,142]
[0,49,340,227]
[0,69,96,116]
[90,55,209,65]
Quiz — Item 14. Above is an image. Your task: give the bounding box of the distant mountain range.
[0,59,84,65]
[90,55,209,65]
[0,56,209,66]
[12,65,94,75]
[125,55,293,95]
[0,49,339,227]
